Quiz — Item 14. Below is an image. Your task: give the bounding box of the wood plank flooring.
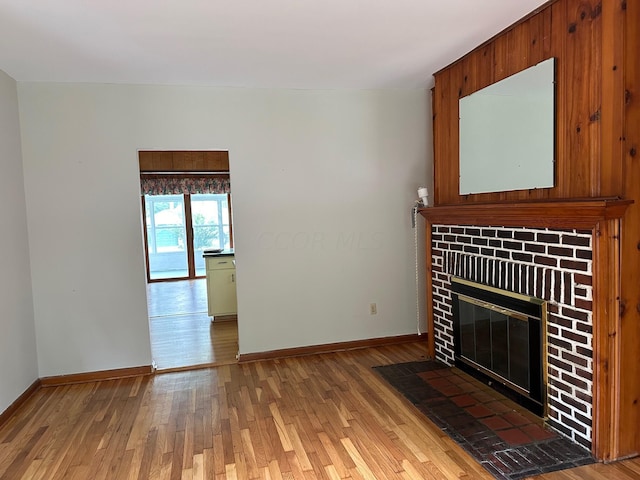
[146,279,208,318]
[1,343,638,479]
[147,279,238,371]
[150,315,239,370]
[530,460,640,480]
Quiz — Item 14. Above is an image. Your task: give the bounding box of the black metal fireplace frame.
[451,277,547,417]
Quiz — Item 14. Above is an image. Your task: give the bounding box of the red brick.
[521,424,557,441]
[496,428,532,446]
[465,404,494,418]
[502,412,531,427]
[451,395,476,407]
[481,416,512,431]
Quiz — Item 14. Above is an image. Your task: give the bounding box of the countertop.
[202,248,234,258]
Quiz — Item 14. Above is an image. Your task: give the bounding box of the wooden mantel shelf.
[419,198,633,229]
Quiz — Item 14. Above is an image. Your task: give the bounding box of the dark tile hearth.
[374,361,595,480]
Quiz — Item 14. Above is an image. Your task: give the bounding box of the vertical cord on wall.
[413,204,422,336]
[414,187,429,337]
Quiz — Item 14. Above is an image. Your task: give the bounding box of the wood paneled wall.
[430,0,639,461]
[620,0,640,459]
[432,0,624,206]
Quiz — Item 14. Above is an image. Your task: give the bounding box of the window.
[143,193,233,281]
[145,194,189,280]
[192,194,230,276]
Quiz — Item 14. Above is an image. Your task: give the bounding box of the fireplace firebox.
[451,277,547,416]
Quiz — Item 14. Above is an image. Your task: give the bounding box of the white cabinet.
[205,255,237,319]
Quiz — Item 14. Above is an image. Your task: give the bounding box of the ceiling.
[0,0,548,89]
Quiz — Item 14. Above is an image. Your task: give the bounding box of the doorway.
[139,150,239,371]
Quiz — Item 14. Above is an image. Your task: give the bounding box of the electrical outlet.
[369,303,377,315]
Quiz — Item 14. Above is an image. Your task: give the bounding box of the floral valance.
[141,176,230,196]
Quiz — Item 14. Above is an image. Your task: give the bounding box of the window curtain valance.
[141,176,230,196]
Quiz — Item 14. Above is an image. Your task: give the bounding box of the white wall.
[0,69,38,413]
[17,83,430,375]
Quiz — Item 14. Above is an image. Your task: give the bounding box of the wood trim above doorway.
[139,151,229,172]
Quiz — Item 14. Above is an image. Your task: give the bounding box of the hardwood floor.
[146,278,208,318]
[1,342,638,479]
[150,314,239,370]
[147,279,238,371]
[529,460,640,480]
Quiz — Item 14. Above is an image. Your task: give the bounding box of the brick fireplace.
[429,224,594,449]
[419,199,631,460]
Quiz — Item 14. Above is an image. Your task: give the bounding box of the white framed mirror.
[459,57,556,195]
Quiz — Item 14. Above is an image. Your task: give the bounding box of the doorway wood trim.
[139,151,229,172]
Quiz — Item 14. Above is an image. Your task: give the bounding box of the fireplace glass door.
[451,277,546,415]
[458,297,530,392]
